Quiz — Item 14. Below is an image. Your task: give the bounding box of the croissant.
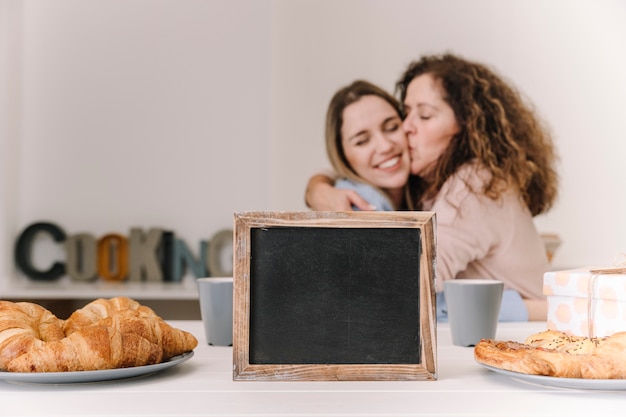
[62,296,157,334]
[0,297,198,373]
[73,308,199,360]
[65,297,198,360]
[0,301,65,369]
[4,324,163,372]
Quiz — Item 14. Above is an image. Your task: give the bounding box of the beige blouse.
[422,162,548,300]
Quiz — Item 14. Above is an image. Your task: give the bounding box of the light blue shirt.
[335,178,393,211]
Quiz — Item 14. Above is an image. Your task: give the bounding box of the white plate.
[0,351,194,385]
[479,362,626,390]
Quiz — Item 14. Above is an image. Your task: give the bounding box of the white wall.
[0,0,21,278]
[2,0,273,284]
[2,0,626,287]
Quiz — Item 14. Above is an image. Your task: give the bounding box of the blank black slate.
[248,226,421,365]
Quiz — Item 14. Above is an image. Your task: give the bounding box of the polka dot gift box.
[543,268,626,338]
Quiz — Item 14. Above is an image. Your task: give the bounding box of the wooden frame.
[232,211,437,381]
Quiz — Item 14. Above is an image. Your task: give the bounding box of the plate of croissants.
[474,329,626,390]
[0,297,198,384]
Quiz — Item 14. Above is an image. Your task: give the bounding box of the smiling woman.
[324,80,412,210]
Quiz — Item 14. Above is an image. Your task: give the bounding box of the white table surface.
[1,321,626,417]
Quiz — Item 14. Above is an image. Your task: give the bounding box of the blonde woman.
[323,80,411,211]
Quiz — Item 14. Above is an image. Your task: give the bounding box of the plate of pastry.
[0,297,199,384]
[474,329,626,390]
[0,351,194,385]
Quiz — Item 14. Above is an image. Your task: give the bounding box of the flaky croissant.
[64,297,198,360]
[0,297,198,373]
[62,297,157,334]
[4,324,163,372]
[0,301,65,370]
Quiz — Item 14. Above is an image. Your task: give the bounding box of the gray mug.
[444,279,504,347]
[197,277,233,346]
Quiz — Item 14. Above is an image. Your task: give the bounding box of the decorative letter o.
[97,234,129,281]
[206,229,233,276]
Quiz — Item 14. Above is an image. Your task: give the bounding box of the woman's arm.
[305,173,374,211]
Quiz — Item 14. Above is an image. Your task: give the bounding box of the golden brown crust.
[0,297,197,373]
[0,301,66,369]
[474,339,556,376]
[474,330,626,379]
[62,297,157,335]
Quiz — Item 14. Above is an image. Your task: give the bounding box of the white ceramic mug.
[444,279,504,347]
[197,277,233,346]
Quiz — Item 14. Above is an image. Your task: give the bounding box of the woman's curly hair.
[396,53,558,216]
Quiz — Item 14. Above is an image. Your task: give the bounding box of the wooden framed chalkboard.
[232,211,437,381]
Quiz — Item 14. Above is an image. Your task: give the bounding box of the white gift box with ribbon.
[543,266,626,338]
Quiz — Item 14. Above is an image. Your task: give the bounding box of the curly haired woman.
[305,53,559,321]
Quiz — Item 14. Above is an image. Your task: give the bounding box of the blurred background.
[1,0,625,316]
